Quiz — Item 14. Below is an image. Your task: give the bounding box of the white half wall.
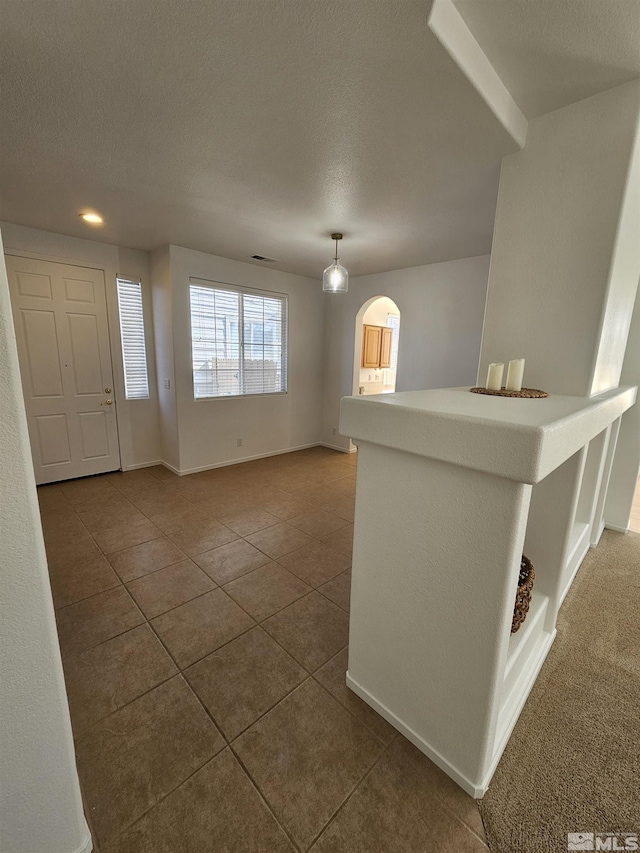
[0,234,91,853]
[322,254,490,449]
[0,222,161,469]
[162,245,325,473]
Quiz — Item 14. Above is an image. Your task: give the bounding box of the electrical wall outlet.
[236,438,243,447]
[332,428,337,435]
[163,378,171,389]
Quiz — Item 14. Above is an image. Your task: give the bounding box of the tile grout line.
[304,727,395,852]
[49,478,353,677]
[308,651,394,748]
[42,456,362,849]
[95,747,231,850]
[47,468,353,675]
[93,467,355,850]
[227,739,306,853]
[50,479,261,846]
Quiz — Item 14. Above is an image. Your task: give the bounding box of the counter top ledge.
[340,386,636,484]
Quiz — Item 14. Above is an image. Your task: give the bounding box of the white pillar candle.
[486,362,504,391]
[505,358,525,392]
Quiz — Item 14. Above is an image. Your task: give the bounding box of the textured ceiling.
[453,0,640,119]
[1,0,638,278]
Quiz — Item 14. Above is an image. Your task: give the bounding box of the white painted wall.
[358,296,400,393]
[115,246,162,468]
[322,254,491,449]
[157,245,325,473]
[605,283,640,531]
[0,222,161,470]
[0,227,489,471]
[362,296,400,327]
[150,246,179,471]
[479,80,640,397]
[0,232,91,853]
[592,106,640,396]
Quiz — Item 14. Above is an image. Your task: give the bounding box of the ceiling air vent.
[250,254,278,263]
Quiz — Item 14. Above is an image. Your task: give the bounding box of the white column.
[479,80,640,398]
[605,287,640,531]
[0,230,91,853]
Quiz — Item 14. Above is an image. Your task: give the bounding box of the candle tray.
[470,387,548,398]
[512,555,535,634]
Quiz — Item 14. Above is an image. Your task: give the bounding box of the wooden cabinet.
[362,324,393,368]
[362,325,382,368]
[380,327,393,368]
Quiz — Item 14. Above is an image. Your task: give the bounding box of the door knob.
[104,387,112,393]
[104,399,113,405]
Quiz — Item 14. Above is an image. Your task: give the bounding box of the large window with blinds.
[116,278,150,399]
[189,280,288,399]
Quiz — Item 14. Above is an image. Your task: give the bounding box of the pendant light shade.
[322,233,349,293]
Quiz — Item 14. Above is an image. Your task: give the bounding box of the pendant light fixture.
[323,232,349,293]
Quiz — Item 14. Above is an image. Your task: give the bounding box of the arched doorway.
[352,296,401,397]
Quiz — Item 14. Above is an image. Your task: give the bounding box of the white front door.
[6,255,121,484]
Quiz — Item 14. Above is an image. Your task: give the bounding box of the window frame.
[116,276,150,401]
[189,277,289,402]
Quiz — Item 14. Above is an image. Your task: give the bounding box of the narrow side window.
[116,278,150,399]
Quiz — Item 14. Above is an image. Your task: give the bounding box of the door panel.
[79,411,110,459]
[16,270,53,299]
[21,309,64,396]
[6,255,120,484]
[380,327,393,369]
[36,414,72,465]
[64,276,96,303]
[67,313,103,394]
[362,324,382,368]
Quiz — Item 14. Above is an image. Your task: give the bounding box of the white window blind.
[116,278,150,399]
[189,282,287,399]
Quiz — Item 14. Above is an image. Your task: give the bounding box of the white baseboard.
[319,442,356,454]
[605,523,630,534]
[159,461,181,475]
[345,672,484,798]
[75,821,94,853]
[560,524,591,606]
[489,629,556,793]
[590,518,606,548]
[162,442,323,476]
[349,627,555,801]
[121,459,162,472]
[126,442,354,477]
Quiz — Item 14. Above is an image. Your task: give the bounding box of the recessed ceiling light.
[79,212,103,224]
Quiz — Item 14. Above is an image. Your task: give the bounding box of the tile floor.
[39,446,489,853]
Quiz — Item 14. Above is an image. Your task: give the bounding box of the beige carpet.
[479,530,640,853]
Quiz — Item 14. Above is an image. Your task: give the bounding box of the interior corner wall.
[166,245,325,474]
[478,80,640,397]
[605,283,640,530]
[362,296,400,326]
[150,246,179,471]
[322,254,491,450]
[0,235,91,853]
[115,245,161,467]
[0,222,161,470]
[591,103,640,396]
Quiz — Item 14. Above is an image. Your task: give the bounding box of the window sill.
[194,391,288,402]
